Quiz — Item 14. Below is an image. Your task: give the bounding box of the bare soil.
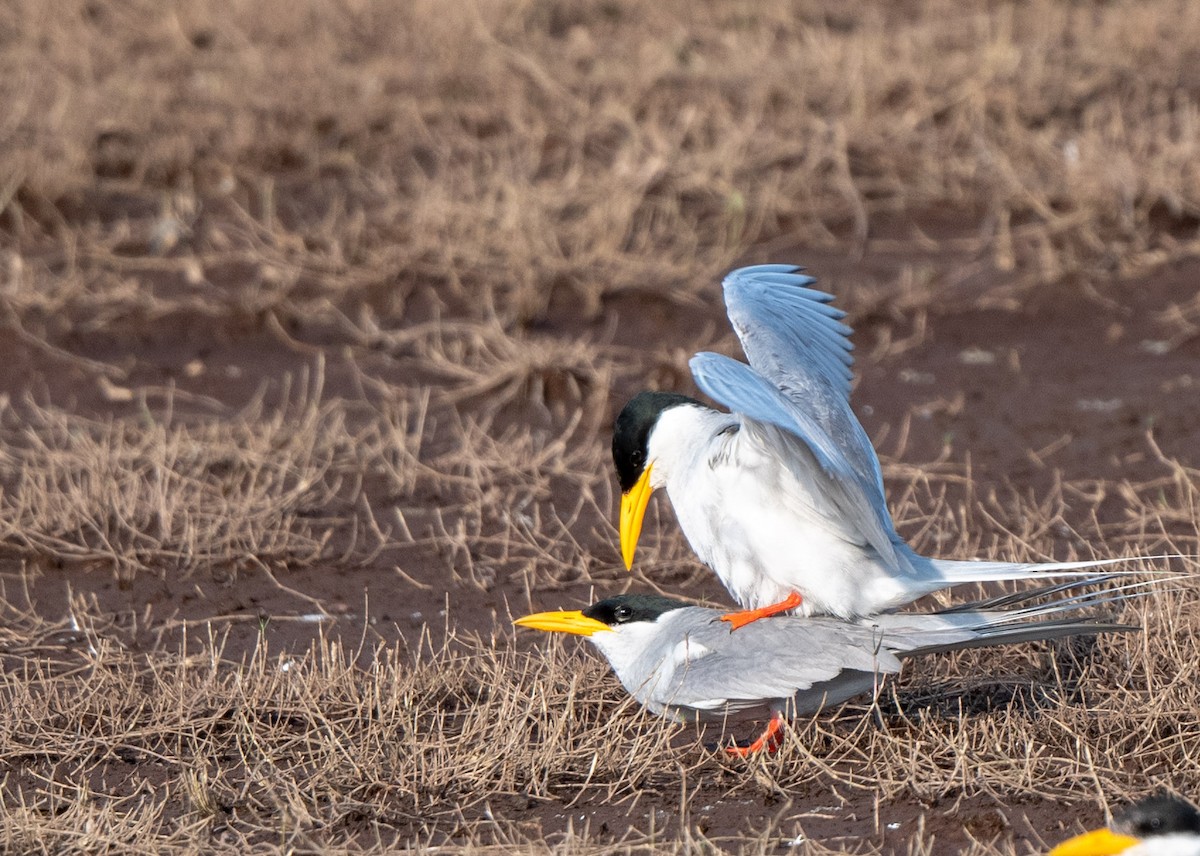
[4,1,1200,853]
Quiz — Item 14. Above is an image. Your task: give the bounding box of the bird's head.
[611,391,701,570]
[514,593,689,643]
[515,594,693,702]
[1050,794,1200,855]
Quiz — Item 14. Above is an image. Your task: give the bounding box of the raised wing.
[691,351,899,562]
[720,265,885,496]
[723,265,855,397]
[689,264,896,559]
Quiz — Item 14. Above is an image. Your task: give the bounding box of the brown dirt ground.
[5,1,1200,852]
[4,242,1199,852]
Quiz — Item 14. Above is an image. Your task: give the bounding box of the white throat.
[587,621,665,686]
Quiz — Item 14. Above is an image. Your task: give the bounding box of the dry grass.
[5,0,1200,336]
[1,396,1198,852]
[2,0,1200,852]
[0,364,388,581]
[2,544,1199,853]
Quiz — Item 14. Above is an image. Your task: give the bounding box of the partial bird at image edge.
[1050,793,1200,855]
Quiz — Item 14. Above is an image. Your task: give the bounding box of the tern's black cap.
[583,594,689,626]
[1113,794,1200,838]
[612,391,701,492]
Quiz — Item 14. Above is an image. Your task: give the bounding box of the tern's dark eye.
[630,450,643,466]
[614,605,633,622]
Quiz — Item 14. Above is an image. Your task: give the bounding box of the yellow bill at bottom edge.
[1048,828,1141,856]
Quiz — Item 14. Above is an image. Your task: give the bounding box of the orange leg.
[720,591,803,631]
[725,713,786,757]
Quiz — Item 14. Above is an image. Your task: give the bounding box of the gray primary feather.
[720,265,855,394]
[593,579,1139,724]
[638,608,897,721]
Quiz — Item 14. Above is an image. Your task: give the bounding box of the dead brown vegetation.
[6,0,1200,336]
[2,0,1200,852]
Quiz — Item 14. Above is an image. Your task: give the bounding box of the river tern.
[614,264,1156,627]
[515,578,1140,756]
[1051,794,1200,855]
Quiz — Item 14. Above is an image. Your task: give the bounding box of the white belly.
[665,432,913,618]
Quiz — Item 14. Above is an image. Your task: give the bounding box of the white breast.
[648,408,915,617]
[1123,835,1200,856]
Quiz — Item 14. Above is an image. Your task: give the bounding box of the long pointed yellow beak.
[1048,828,1141,856]
[514,609,612,637]
[619,463,654,570]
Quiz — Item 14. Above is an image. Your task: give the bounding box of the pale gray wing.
[690,352,899,562]
[869,607,1134,658]
[652,610,904,714]
[689,266,898,559]
[721,264,885,499]
[722,265,855,396]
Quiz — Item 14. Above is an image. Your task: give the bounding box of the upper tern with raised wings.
[614,265,1148,627]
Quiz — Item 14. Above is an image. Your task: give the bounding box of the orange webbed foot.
[720,591,803,631]
[724,713,786,757]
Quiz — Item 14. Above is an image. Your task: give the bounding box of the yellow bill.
[1048,828,1141,856]
[514,609,612,637]
[619,463,654,570]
